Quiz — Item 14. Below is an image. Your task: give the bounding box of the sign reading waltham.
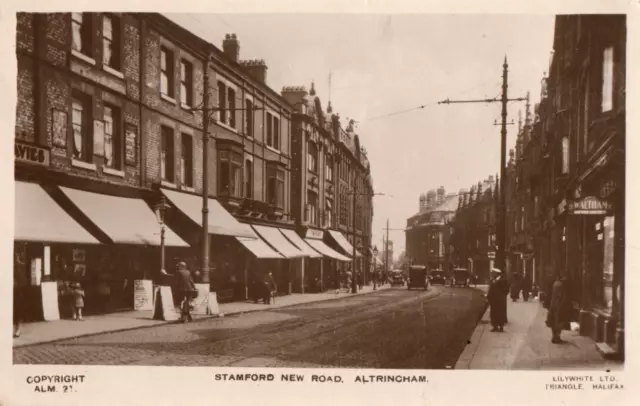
[568,196,612,215]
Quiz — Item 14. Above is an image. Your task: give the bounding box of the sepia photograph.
[4,4,634,404]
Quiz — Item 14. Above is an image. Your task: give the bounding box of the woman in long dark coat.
[487,268,509,332]
[547,274,571,343]
[510,273,522,302]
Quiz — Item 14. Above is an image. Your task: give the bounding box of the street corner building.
[504,15,625,360]
[13,12,375,323]
[404,187,458,272]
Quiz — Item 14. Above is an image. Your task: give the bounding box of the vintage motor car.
[407,265,429,290]
[429,270,447,285]
[390,270,405,286]
[451,268,471,287]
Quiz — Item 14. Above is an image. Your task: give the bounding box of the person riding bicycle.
[161,261,196,322]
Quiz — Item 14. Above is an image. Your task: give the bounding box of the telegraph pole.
[438,57,528,277]
[190,53,264,286]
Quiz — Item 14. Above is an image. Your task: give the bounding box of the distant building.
[405,187,457,271]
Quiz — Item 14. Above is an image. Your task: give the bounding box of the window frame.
[160,126,175,183]
[103,104,121,169]
[179,59,193,107]
[217,80,227,124]
[218,149,243,198]
[601,46,614,113]
[244,98,254,137]
[307,141,318,173]
[71,12,93,57]
[102,14,120,70]
[306,190,318,225]
[266,112,280,150]
[160,47,175,98]
[71,92,93,163]
[244,159,253,199]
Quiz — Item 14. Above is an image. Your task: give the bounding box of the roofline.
[150,13,293,112]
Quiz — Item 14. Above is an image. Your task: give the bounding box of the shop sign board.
[133,279,154,311]
[152,286,179,321]
[487,251,495,259]
[41,281,60,321]
[15,141,50,167]
[305,228,324,240]
[568,196,612,215]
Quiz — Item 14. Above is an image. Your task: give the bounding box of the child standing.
[71,283,85,321]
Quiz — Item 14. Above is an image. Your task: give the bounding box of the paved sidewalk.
[455,296,623,370]
[14,284,390,348]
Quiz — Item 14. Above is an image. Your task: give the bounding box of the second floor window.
[325,155,333,182]
[325,199,333,227]
[266,165,285,208]
[180,133,193,187]
[161,126,175,182]
[306,191,318,225]
[227,88,236,128]
[218,150,242,197]
[103,105,121,169]
[72,13,92,56]
[72,92,92,162]
[160,47,174,98]
[601,46,614,112]
[266,113,280,150]
[180,60,193,107]
[307,141,318,172]
[245,99,254,136]
[102,15,120,70]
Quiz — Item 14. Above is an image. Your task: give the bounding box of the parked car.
[429,270,447,285]
[451,268,471,287]
[407,265,429,291]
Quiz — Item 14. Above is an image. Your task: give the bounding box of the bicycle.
[180,291,194,323]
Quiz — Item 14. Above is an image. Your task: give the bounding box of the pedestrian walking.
[487,268,508,332]
[13,266,29,338]
[265,272,277,304]
[546,274,571,343]
[522,273,532,301]
[71,282,85,321]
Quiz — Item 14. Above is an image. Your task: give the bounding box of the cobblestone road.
[14,286,486,369]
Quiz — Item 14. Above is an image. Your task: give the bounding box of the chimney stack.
[240,59,268,84]
[222,33,239,63]
[281,86,308,109]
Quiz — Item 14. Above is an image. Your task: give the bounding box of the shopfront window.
[602,216,615,311]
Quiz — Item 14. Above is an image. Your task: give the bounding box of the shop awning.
[305,239,352,261]
[252,225,306,258]
[236,236,283,259]
[15,182,99,244]
[60,187,188,247]
[327,230,362,257]
[161,189,254,238]
[279,229,322,259]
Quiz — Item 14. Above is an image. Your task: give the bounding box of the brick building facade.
[506,15,626,359]
[14,12,377,321]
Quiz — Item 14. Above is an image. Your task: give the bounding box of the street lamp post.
[154,196,171,274]
[372,246,379,290]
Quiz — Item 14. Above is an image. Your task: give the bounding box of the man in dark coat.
[487,268,509,332]
[547,274,571,343]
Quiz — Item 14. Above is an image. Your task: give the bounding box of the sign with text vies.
[15,141,50,167]
[568,196,613,215]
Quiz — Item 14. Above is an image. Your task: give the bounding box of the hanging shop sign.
[15,141,50,167]
[568,196,612,215]
[305,228,324,240]
[556,199,567,216]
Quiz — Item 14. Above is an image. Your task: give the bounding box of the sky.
[166,13,556,258]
